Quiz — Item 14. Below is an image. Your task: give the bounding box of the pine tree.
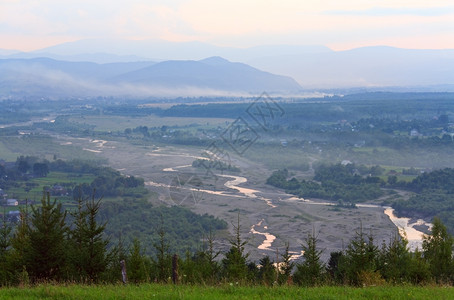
[27,192,68,282]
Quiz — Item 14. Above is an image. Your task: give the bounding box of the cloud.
[324,6,454,17]
[1,0,453,51]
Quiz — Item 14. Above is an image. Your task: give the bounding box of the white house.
[6,199,18,206]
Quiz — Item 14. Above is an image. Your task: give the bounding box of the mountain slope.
[0,56,302,99]
[113,56,302,92]
[0,58,155,80]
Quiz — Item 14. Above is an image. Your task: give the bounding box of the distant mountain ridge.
[113,56,301,92]
[247,46,454,88]
[0,56,302,99]
[1,39,453,91]
[0,39,332,63]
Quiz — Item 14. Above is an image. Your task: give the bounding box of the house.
[341,160,352,166]
[50,185,67,196]
[354,140,366,148]
[410,129,421,137]
[6,199,18,206]
[8,211,20,222]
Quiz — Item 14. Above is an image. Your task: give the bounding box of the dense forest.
[266,164,385,205]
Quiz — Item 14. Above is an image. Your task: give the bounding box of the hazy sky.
[1,0,453,51]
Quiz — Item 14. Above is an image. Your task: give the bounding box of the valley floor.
[56,134,408,262]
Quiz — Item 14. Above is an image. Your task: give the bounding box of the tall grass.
[1,284,453,300]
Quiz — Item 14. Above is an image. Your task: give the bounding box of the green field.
[0,135,99,162]
[5,171,95,203]
[0,284,453,300]
[68,115,234,132]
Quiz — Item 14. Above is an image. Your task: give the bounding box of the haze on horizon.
[1,0,454,52]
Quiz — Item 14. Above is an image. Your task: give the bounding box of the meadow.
[0,284,453,300]
[68,115,233,132]
[5,171,95,204]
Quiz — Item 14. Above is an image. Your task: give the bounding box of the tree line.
[391,168,454,235]
[266,165,384,204]
[268,164,454,238]
[1,191,454,286]
[0,156,147,200]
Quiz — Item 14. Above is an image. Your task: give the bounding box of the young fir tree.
[222,213,249,281]
[127,238,150,284]
[202,229,221,281]
[103,233,127,283]
[0,214,12,285]
[293,230,325,286]
[258,256,276,286]
[378,231,411,283]
[151,215,171,282]
[278,242,295,285]
[69,192,110,282]
[407,248,431,284]
[326,251,345,284]
[9,201,31,284]
[423,217,454,283]
[343,227,379,286]
[189,229,220,284]
[180,250,197,284]
[27,192,68,282]
[0,215,11,256]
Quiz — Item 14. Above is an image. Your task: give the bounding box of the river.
[147,165,431,253]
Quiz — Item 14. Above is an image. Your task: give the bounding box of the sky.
[1,0,454,52]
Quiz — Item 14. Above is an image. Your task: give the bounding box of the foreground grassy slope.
[1,284,453,300]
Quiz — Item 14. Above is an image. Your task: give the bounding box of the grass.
[243,144,312,173]
[6,172,96,202]
[0,135,99,162]
[0,284,453,300]
[68,115,233,132]
[351,147,390,153]
[0,141,18,161]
